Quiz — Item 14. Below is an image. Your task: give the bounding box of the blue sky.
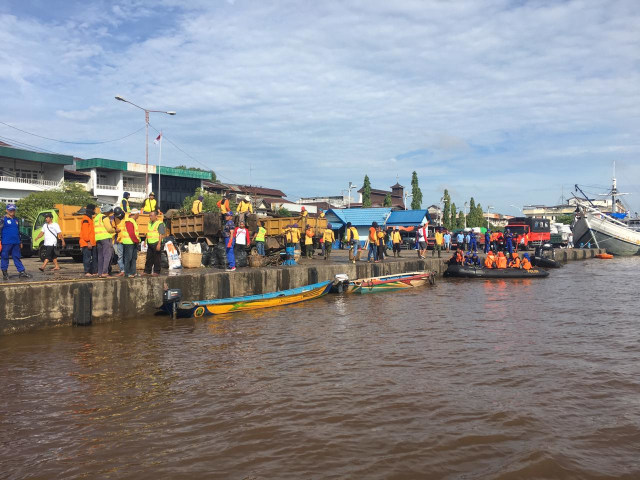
[1,0,639,214]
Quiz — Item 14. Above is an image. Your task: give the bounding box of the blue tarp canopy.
[325,208,392,228]
[386,209,431,226]
[609,212,628,219]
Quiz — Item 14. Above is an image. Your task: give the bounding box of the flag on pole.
[154,132,162,145]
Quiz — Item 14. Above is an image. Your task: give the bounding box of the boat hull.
[165,280,333,318]
[572,214,640,256]
[532,256,562,269]
[350,272,435,294]
[443,265,549,278]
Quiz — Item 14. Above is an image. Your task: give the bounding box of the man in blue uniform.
[469,230,478,252]
[0,204,30,280]
[505,228,514,255]
[484,230,491,253]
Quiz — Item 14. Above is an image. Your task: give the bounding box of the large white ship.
[572,172,640,256]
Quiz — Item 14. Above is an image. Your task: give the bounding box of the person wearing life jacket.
[322,224,335,260]
[143,209,165,276]
[484,250,497,269]
[121,192,131,213]
[496,251,508,269]
[121,208,141,278]
[80,204,97,277]
[255,221,267,256]
[94,205,116,278]
[223,212,236,271]
[192,195,204,215]
[142,192,157,213]
[346,222,359,263]
[508,252,521,268]
[0,204,31,280]
[304,224,314,258]
[521,253,532,270]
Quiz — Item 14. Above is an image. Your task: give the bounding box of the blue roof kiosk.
[325,208,392,246]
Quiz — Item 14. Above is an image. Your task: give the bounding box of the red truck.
[506,217,551,249]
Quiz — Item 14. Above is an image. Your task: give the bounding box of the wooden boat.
[332,271,436,294]
[443,264,549,278]
[595,253,614,259]
[163,280,333,318]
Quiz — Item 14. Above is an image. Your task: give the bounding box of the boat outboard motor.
[163,288,183,318]
[332,274,350,293]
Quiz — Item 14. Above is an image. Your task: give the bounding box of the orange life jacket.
[509,255,521,268]
[484,254,496,269]
[496,254,507,269]
[521,258,532,270]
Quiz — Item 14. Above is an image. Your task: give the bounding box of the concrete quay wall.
[0,248,604,335]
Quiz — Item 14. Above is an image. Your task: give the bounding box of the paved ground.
[1,247,444,285]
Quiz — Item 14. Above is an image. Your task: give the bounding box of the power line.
[0,120,146,145]
[0,134,63,155]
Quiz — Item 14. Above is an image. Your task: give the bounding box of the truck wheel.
[39,245,47,262]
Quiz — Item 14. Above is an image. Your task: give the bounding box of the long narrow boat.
[443,265,549,278]
[163,280,334,318]
[333,271,436,294]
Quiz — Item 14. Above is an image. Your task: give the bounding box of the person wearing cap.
[255,221,266,256]
[192,195,204,215]
[300,206,308,218]
[121,192,131,213]
[142,192,157,213]
[322,224,335,260]
[237,195,253,224]
[122,208,141,277]
[521,253,532,270]
[94,205,116,278]
[0,204,30,279]
[291,223,301,251]
[143,209,165,276]
[223,212,236,271]
[80,204,97,276]
[34,212,65,272]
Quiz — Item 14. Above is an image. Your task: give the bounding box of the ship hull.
[572,214,640,256]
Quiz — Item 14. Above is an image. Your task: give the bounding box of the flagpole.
[158,131,162,211]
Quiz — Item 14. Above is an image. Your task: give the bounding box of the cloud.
[1,0,639,212]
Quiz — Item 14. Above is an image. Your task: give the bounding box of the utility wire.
[0,134,63,155]
[0,120,146,145]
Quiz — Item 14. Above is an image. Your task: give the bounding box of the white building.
[296,195,349,209]
[0,142,74,204]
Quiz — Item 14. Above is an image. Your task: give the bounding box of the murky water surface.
[2,257,639,479]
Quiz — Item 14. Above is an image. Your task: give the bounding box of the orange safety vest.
[484,255,496,268]
[522,258,532,270]
[496,255,507,269]
[509,255,521,268]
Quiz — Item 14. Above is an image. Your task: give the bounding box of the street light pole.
[486,205,494,229]
[115,95,176,196]
[464,201,468,229]
[348,182,357,208]
[404,192,412,210]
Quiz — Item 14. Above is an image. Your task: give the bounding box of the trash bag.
[234,245,249,267]
[201,245,213,267]
[214,243,228,269]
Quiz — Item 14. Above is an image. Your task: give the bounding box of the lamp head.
[115,95,126,102]
[167,111,177,115]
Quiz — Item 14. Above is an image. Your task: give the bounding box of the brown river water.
[1,257,639,479]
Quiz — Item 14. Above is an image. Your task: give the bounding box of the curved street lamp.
[115,95,176,196]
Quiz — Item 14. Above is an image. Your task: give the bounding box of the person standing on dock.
[35,212,65,272]
[505,229,514,255]
[456,231,464,250]
[443,231,451,251]
[391,227,402,257]
[0,204,31,280]
[417,223,428,259]
[144,209,165,276]
[346,222,359,263]
[323,224,334,260]
[368,222,378,262]
[304,225,314,258]
[433,228,443,258]
[255,221,266,256]
[469,230,478,252]
[121,192,131,213]
[223,212,236,272]
[376,225,386,262]
[484,230,491,253]
[121,209,141,277]
[112,207,126,276]
[80,204,97,277]
[464,232,470,251]
[94,205,115,278]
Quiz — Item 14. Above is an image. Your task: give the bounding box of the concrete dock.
[0,248,605,335]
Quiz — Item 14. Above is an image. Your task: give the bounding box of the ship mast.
[611,161,617,214]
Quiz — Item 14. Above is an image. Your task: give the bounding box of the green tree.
[14,182,95,223]
[556,214,574,224]
[410,171,422,210]
[450,202,457,230]
[383,193,392,207]
[180,188,232,215]
[442,189,451,229]
[457,210,465,229]
[362,175,372,207]
[174,165,217,182]
[275,206,293,217]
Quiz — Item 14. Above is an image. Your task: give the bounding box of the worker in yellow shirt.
[142,192,157,213]
[323,224,335,260]
[319,210,325,218]
[346,221,359,263]
[192,195,204,215]
[433,228,444,258]
[304,225,314,258]
[391,227,402,258]
[237,195,253,224]
[300,206,308,218]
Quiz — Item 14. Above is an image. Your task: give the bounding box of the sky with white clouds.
[1,0,639,214]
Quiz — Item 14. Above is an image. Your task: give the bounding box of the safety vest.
[496,255,507,269]
[301,210,308,217]
[217,199,229,214]
[147,220,163,244]
[510,255,521,268]
[347,227,359,241]
[143,198,157,212]
[304,229,314,245]
[484,255,496,268]
[94,213,112,241]
[122,198,130,213]
[192,200,202,215]
[291,228,300,243]
[121,218,139,245]
[522,258,532,270]
[435,232,443,245]
[255,226,266,242]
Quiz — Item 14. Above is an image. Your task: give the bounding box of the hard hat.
[149,192,155,196]
[130,208,140,214]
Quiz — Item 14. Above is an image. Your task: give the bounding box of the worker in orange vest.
[496,251,508,269]
[484,250,497,269]
[508,252,521,268]
[521,253,532,270]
